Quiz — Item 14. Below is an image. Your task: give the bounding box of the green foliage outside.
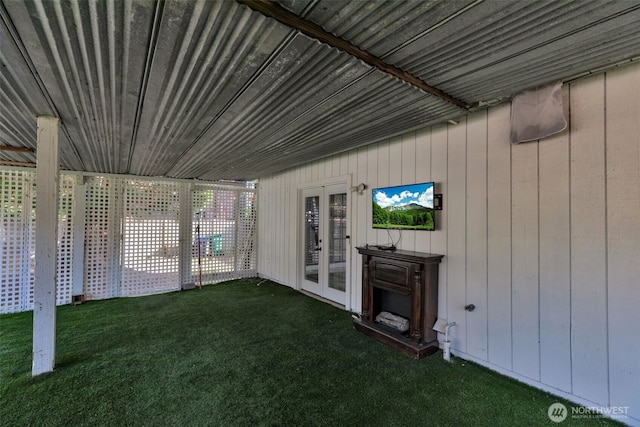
[1,174,73,220]
[0,176,27,219]
[373,201,434,230]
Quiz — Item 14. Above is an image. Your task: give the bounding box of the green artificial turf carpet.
[0,278,620,426]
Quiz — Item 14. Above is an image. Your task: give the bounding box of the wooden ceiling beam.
[0,160,36,167]
[236,0,468,110]
[0,145,34,153]
[0,160,67,169]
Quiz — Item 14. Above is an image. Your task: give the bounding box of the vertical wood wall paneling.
[447,119,467,353]
[289,171,297,285]
[254,65,640,423]
[343,155,355,310]
[257,179,264,276]
[605,66,640,418]
[377,136,402,249]
[325,156,334,178]
[371,142,385,245]
[269,175,280,278]
[326,156,334,178]
[356,147,369,249]
[415,127,432,254]
[272,176,280,280]
[569,74,608,404]
[465,110,489,360]
[291,165,311,289]
[401,132,417,251]
[351,149,364,311]
[330,154,339,177]
[387,136,402,186]
[304,162,311,182]
[321,158,328,178]
[267,177,280,277]
[538,87,572,392]
[486,103,512,370]
[430,124,448,323]
[387,134,402,261]
[332,155,339,176]
[285,173,295,285]
[339,152,349,177]
[295,170,303,285]
[510,135,540,381]
[270,176,279,280]
[317,158,324,180]
[317,158,325,180]
[267,176,276,280]
[258,177,270,278]
[329,155,337,177]
[366,143,378,297]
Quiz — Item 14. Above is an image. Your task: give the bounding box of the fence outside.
[0,169,257,314]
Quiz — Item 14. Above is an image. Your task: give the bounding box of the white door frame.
[297,175,352,307]
[300,186,323,297]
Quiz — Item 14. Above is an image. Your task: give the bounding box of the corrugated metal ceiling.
[1,0,639,181]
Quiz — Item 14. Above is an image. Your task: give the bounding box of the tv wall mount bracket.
[434,194,443,210]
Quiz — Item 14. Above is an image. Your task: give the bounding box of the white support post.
[72,177,86,301]
[32,116,60,375]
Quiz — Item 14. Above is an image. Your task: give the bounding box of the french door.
[300,184,349,305]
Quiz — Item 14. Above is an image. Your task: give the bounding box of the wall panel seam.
[603,71,611,407]
[567,81,574,395]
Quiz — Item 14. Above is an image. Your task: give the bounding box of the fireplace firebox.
[354,246,444,359]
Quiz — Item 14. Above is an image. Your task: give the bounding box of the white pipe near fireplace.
[443,322,456,362]
[433,319,457,362]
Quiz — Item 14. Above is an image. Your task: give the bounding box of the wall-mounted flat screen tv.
[372,182,435,231]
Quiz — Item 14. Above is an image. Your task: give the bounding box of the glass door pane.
[304,195,320,284]
[328,192,346,292]
[300,184,348,306]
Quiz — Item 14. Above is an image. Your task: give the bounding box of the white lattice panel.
[121,180,180,296]
[192,186,237,284]
[236,190,257,277]
[0,171,76,314]
[2,168,259,313]
[84,177,121,300]
[56,175,75,306]
[0,170,34,314]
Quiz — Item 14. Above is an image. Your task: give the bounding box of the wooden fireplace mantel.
[354,246,444,359]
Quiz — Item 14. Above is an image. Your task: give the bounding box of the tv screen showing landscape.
[372,182,435,231]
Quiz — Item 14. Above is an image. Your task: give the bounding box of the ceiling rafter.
[0,145,34,153]
[236,0,469,110]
